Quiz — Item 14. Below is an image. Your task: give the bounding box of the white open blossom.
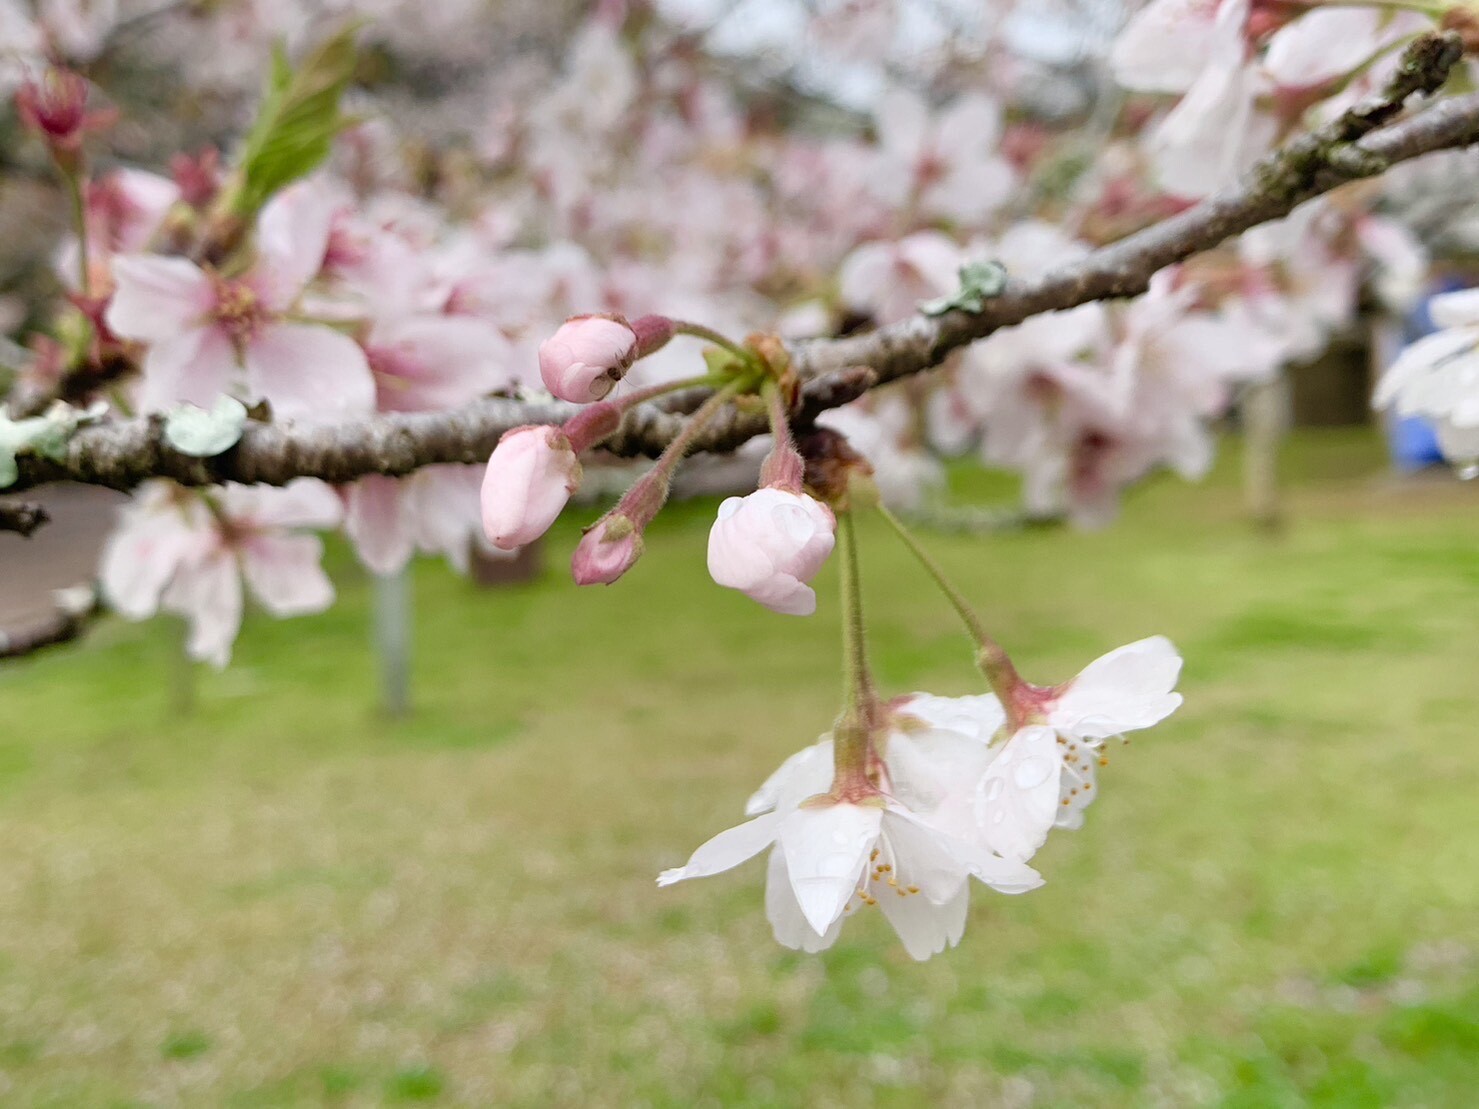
[1375,288,1479,475]
[897,636,1185,861]
[659,727,1042,961]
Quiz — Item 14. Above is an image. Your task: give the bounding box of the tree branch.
[5,34,1474,496]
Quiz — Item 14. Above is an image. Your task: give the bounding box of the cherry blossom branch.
[5,35,1476,496]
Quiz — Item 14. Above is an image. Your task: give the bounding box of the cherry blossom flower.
[343,466,490,577]
[869,88,1016,226]
[1374,288,1479,474]
[100,479,341,667]
[660,727,1042,960]
[838,232,960,325]
[105,180,375,420]
[707,489,837,616]
[896,636,1184,862]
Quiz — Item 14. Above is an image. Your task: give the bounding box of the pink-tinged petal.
[656,811,783,887]
[162,548,243,669]
[344,475,415,577]
[369,315,513,411]
[765,849,846,954]
[778,804,881,936]
[1053,635,1184,739]
[1264,9,1415,89]
[707,489,835,615]
[135,327,239,413]
[1109,0,1220,94]
[105,255,214,341]
[408,466,482,572]
[110,169,181,252]
[255,179,336,308]
[244,322,375,421]
[240,534,334,616]
[229,477,343,530]
[975,725,1062,863]
[98,507,205,619]
[480,426,580,550]
[877,879,968,962]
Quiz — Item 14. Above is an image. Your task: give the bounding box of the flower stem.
[669,319,753,362]
[613,372,722,412]
[875,501,1021,702]
[63,170,90,296]
[837,509,874,712]
[759,379,805,491]
[832,508,877,791]
[650,378,744,476]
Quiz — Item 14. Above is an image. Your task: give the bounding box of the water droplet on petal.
[1013,755,1052,790]
[991,809,1005,825]
[985,778,1004,801]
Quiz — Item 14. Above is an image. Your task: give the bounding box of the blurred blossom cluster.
[0,0,1461,665]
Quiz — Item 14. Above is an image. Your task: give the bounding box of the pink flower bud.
[15,68,90,150]
[480,426,580,550]
[538,316,638,403]
[707,488,836,616]
[571,514,644,585]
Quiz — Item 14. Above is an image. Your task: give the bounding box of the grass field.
[2,429,1478,1107]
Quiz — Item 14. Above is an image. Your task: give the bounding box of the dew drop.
[1013,755,1052,789]
[991,809,1005,825]
[985,778,1004,802]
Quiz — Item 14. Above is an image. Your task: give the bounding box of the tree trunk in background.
[1242,372,1291,533]
[373,567,413,719]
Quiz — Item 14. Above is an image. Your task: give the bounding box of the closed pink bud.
[16,68,89,146]
[707,489,836,616]
[538,316,638,403]
[481,425,580,550]
[571,514,644,585]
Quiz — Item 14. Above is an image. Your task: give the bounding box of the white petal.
[877,880,969,962]
[1052,635,1184,739]
[241,534,334,617]
[880,809,971,904]
[656,811,782,887]
[1430,289,1479,330]
[744,739,833,817]
[162,548,243,670]
[975,725,1062,862]
[778,805,881,936]
[765,849,845,953]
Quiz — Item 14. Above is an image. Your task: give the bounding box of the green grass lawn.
[2,429,1478,1107]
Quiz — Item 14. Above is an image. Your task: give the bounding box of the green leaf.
[234,24,360,217]
[164,396,249,457]
[919,259,1009,317]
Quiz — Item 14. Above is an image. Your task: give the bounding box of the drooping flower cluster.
[662,626,1185,958]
